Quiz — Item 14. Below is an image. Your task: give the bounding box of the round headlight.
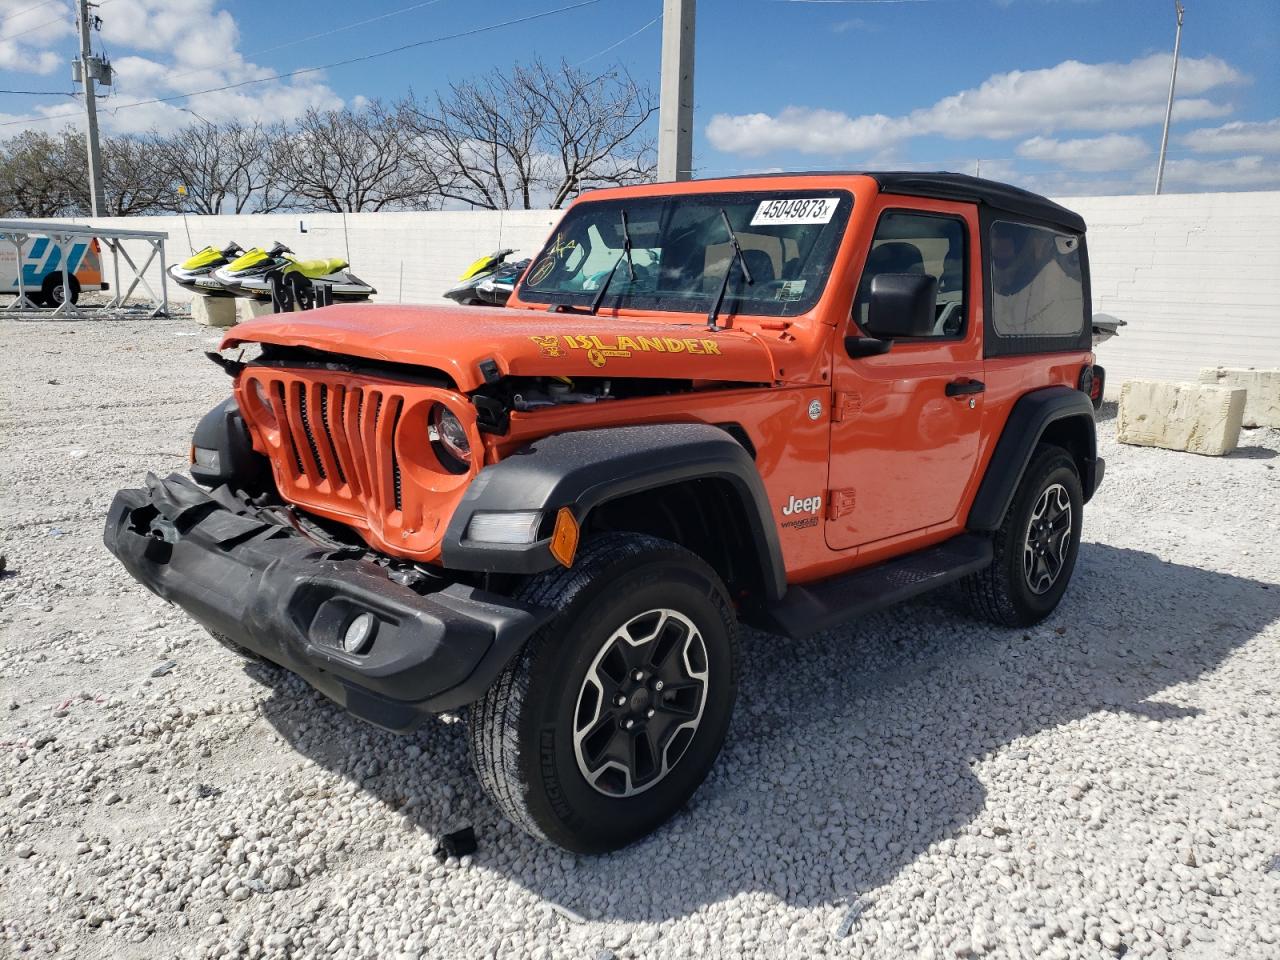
[430,404,471,469]
[251,379,277,429]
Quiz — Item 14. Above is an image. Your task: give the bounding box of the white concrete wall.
[28,192,1280,391]
[1060,192,1280,390]
[36,209,562,308]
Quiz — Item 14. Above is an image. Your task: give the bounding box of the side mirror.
[845,336,893,358]
[863,273,938,339]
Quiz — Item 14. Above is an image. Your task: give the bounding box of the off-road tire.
[40,274,80,307]
[964,444,1083,627]
[469,533,738,853]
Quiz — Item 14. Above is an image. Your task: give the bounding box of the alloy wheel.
[572,608,709,797]
[1023,482,1073,595]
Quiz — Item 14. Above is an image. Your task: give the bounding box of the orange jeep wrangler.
[106,173,1103,852]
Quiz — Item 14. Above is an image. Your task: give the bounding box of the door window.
[854,211,967,338]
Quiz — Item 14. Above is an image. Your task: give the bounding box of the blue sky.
[1,0,1277,195]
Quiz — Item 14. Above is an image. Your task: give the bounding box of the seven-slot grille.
[253,374,406,514]
[239,368,479,560]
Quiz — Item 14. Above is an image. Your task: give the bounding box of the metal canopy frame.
[0,219,170,318]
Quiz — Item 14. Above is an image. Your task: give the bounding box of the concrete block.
[237,298,279,323]
[1117,379,1246,456]
[1197,367,1280,429]
[191,295,237,328]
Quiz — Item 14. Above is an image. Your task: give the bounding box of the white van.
[0,233,109,306]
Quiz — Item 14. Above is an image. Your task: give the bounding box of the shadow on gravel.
[1228,445,1277,460]
[254,543,1280,923]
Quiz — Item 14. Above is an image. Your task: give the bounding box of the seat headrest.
[865,241,925,276]
[740,249,776,285]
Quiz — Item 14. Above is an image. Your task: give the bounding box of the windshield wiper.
[707,209,753,332]
[589,210,636,315]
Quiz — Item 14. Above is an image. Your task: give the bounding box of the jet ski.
[167,241,245,298]
[443,248,528,306]
[210,242,295,299]
[212,242,375,302]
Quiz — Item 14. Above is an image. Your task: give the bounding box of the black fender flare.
[967,385,1101,531]
[441,423,787,601]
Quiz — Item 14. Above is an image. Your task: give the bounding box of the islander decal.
[528,334,723,369]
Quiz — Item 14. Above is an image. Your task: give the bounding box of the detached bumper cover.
[103,474,550,731]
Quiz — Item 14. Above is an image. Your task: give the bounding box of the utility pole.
[1154,0,1185,196]
[75,0,106,217]
[657,0,695,182]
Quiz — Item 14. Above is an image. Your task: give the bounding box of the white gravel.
[2,317,1279,959]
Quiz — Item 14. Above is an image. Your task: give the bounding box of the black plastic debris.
[836,897,868,938]
[195,784,221,799]
[434,826,477,860]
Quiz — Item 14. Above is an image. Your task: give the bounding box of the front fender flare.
[441,423,786,601]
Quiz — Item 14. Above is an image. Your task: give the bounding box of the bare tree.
[402,59,656,210]
[271,101,435,212]
[516,60,657,208]
[148,120,291,215]
[0,129,87,217]
[99,135,175,216]
[400,76,541,210]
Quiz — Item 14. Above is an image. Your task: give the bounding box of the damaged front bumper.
[103,474,550,732]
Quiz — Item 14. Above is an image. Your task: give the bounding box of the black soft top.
[868,172,1085,234]
[697,170,1085,234]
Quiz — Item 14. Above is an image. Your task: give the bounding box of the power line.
[1,0,604,129]
[0,0,59,26]
[158,0,453,90]
[0,10,69,41]
[0,87,72,94]
[768,0,945,4]
[576,11,661,66]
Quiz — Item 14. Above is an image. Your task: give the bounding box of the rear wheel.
[964,444,1083,627]
[469,533,738,853]
[40,274,80,307]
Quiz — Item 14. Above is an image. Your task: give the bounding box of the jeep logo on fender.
[782,494,822,515]
[780,493,822,531]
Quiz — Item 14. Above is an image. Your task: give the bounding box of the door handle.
[945,379,985,397]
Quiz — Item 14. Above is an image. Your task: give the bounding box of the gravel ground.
[2,317,1279,960]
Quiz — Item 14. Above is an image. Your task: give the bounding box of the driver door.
[826,200,984,552]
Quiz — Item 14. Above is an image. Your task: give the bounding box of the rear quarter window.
[989,220,1084,339]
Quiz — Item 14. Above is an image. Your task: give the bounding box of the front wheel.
[469,533,738,853]
[964,444,1083,627]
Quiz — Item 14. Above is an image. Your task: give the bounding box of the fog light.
[342,612,377,654]
[466,511,542,544]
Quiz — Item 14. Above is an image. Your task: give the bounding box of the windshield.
[518,189,853,317]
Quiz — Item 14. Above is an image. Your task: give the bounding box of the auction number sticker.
[750,197,839,227]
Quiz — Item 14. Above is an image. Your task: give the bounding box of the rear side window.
[989,220,1084,340]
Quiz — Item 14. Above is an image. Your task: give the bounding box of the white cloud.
[1181,118,1280,155]
[832,18,872,33]
[1,0,343,135]
[706,53,1245,156]
[1160,155,1280,192]
[706,108,909,157]
[0,0,74,74]
[1016,134,1150,172]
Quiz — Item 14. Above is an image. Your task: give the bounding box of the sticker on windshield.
[750,197,839,227]
[776,279,807,301]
